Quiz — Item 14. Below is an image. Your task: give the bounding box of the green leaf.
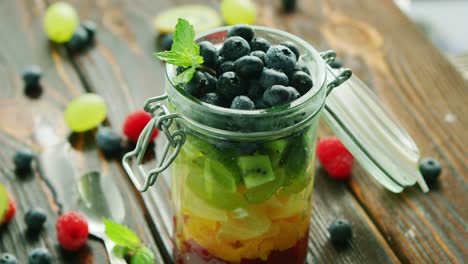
[112,245,133,258]
[131,246,155,264]
[153,18,204,84]
[103,218,141,249]
[173,67,197,84]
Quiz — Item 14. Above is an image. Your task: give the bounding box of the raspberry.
[2,195,16,224]
[122,111,159,143]
[56,212,89,251]
[316,137,354,179]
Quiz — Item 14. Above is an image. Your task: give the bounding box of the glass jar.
[123,26,426,264]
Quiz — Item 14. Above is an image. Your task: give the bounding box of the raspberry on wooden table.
[317,137,354,179]
[56,212,89,251]
[122,111,159,143]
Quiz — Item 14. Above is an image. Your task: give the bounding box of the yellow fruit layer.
[180,213,310,263]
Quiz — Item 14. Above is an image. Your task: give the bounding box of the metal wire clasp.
[320,50,353,95]
[122,94,186,192]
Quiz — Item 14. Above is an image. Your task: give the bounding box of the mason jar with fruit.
[123,20,428,264]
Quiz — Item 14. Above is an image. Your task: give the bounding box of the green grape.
[65,93,107,132]
[221,0,256,25]
[43,2,79,43]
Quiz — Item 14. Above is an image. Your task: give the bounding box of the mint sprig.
[103,218,155,264]
[154,18,204,84]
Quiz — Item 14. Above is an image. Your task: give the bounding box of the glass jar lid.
[323,67,429,193]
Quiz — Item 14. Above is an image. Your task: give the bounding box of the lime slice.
[154,5,223,33]
[0,183,9,220]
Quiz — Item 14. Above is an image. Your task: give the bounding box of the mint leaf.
[131,246,155,264]
[154,18,204,83]
[103,218,141,249]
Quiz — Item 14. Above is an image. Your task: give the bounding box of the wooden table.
[0,0,466,263]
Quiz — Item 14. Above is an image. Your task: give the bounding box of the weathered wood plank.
[0,1,163,263]
[64,0,403,263]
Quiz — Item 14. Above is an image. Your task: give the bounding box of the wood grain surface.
[0,0,466,263]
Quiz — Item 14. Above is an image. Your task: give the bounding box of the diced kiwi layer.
[238,155,276,189]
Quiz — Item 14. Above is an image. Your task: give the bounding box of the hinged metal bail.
[320,50,353,95]
[122,94,185,192]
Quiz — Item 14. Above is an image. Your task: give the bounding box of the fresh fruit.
[199,41,218,69]
[204,159,237,194]
[282,0,297,12]
[250,50,266,64]
[244,169,285,203]
[294,62,310,75]
[266,45,297,75]
[280,135,312,186]
[218,61,235,75]
[201,93,223,106]
[263,85,300,107]
[160,34,173,51]
[419,157,441,183]
[0,253,17,264]
[13,148,35,174]
[65,93,107,132]
[254,98,268,109]
[289,71,313,95]
[221,0,256,25]
[95,127,122,156]
[67,26,89,52]
[56,211,89,251]
[22,65,42,86]
[2,195,16,224]
[280,41,300,61]
[182,185,228,222]
[184,71,209,97]
[227,24,255,43]
[328,219,352,244]
[231,96,255,110]
[259,68,289,90]
[81,21,97,42]
[28,248,52,264]
[203,72,217,93]
[247,79,264,100]
[131,246,155,264]
[122,110,159,143]
[316,137,354,179]
[43,2,79,43]
[234,56,263,79]
[217,208,271,241]
[154,5,222,33]
[24,208,47,231]
[238,155,276,189]
[250,37,270,52]
[216,71,246,101]
[220,37,251,62]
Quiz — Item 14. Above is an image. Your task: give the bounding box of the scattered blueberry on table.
[159,34,173,51]
[28,248,52,264]
[282,0,297,12]
[419,157,441,184]
[24,208,48,232]
[328,219,353,244]
[22,65,43,99]
[96,126,123,157]
[67,25,90,52]
[0,253,18,264]
[13,148,35,175]
[81,20,97,43]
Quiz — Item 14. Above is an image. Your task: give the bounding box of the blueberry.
[247,79,264,100]
[13,148,35,174]
[419,157,441,184]
[96,127,122,156]
[24,208,47,231]
[81,20,97,42]
[28,248,52,264]
[201,93,223,106]
[282,0,297,12]
[280,41,300,61]
[259,68,289,89]
[227,24,254,43]
[329,59,343,69]
[216,72,247,101]
[184,70,208,98]
[216,56,226,70]
[234,56,263,79]
[254,98,268,109]
[199,41,218,69]
[250,37,271,52]
[220,36,250,61]
[263,85,299,107]
[290,71,313,95]
[67,26,89,52]
[219,61,235,75]
[294,62,310,75]
[250,50,266,64]
[231,96,255,110]
[202,72,217,93]
[0,253,18,264]
[328,219,352,244]
[266,45,296,74]
[159,34,173,51]
[22,65,42,86]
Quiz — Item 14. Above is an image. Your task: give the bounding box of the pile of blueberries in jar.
[178,24,314,110]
